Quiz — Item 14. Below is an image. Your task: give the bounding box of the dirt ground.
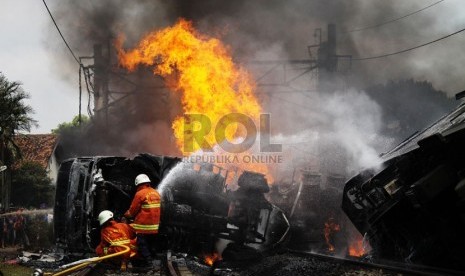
[0,246,22,263]
[0,247,33,276]
[86,252,408,276]
[0,247,411,276]
[234,253,404,276]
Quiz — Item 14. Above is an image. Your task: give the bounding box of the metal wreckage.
[54,154,290,261]
[343,101,465,270]
[53,101,465,271]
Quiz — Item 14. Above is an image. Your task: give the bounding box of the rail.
[288,249,465,276]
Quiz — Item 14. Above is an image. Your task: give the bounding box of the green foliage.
[0,73,37,165]
[51,114,89,134]
[25,214,54,249]
[10,161,54,208]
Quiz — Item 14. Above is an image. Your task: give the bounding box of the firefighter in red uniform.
[95,210,137,271]
[124,174,161,265]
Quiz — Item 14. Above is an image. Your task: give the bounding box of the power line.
[353,26,465,61]
[42,0,81,65]
[345,0,445,33]
[268,94,309,110]
[256,89,318,95]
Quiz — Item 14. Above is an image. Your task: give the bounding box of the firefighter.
[96,210,137,271]
[14,209,30,248]
[124,174,161,266]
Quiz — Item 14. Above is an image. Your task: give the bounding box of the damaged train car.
[342,102,465,270]
[54,154,289,260]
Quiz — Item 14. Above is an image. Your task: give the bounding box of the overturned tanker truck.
[54,154,289,260]
[343,102,465,270]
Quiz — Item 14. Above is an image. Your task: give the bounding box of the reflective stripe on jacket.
[95,221,137,259]
[124,184,161,234]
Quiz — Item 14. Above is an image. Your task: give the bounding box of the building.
[13,134,60,183]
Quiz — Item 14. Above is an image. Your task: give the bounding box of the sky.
[1,0,465,134]
[0,0,78,134]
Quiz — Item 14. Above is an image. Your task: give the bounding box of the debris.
[54,155,289,263]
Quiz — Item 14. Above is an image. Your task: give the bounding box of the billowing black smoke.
[46,0,458,173]
[48,0,464,91]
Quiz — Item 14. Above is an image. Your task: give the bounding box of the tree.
[0,73,37,210]
[10,161,54,208]
[51,114,89,134]
[0,73,37,165]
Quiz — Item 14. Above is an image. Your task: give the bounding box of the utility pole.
[0,166,5,211]
[307,23,352,93]
[307,24,354,186]
[318,23,337,92]
[0,136,6,211]
[93,44,110,126]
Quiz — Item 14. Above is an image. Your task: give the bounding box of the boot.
[120,260,128,271]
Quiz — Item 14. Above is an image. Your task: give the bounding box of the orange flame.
[204,252,221,266]
[348,234,368,257]
[116,19,260,153]
[324,218,340,252]
[116,19,272,181]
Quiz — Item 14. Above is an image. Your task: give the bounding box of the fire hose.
[34,244,130,276]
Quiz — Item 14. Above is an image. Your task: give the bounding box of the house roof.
[13,134,58,169]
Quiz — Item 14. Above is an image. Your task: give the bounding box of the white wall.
[47,153,59,184]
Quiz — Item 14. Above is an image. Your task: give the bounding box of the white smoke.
[320,89,385,171]
[269,89,389,179]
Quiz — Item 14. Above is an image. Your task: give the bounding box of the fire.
[116,19,260,153]
[348,238,365,257]
[204,252,221,266]
[348,234,369,257]
[324,218,340,252]
[116,19,272,181]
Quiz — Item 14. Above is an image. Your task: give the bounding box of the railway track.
[33,248,465,276]
[166,251,195,276]
[288,250,465,276]
[85,251,203,276]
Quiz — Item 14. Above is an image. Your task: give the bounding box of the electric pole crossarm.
[244,59,317,65]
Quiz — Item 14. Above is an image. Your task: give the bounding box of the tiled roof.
[13,134,58,169]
